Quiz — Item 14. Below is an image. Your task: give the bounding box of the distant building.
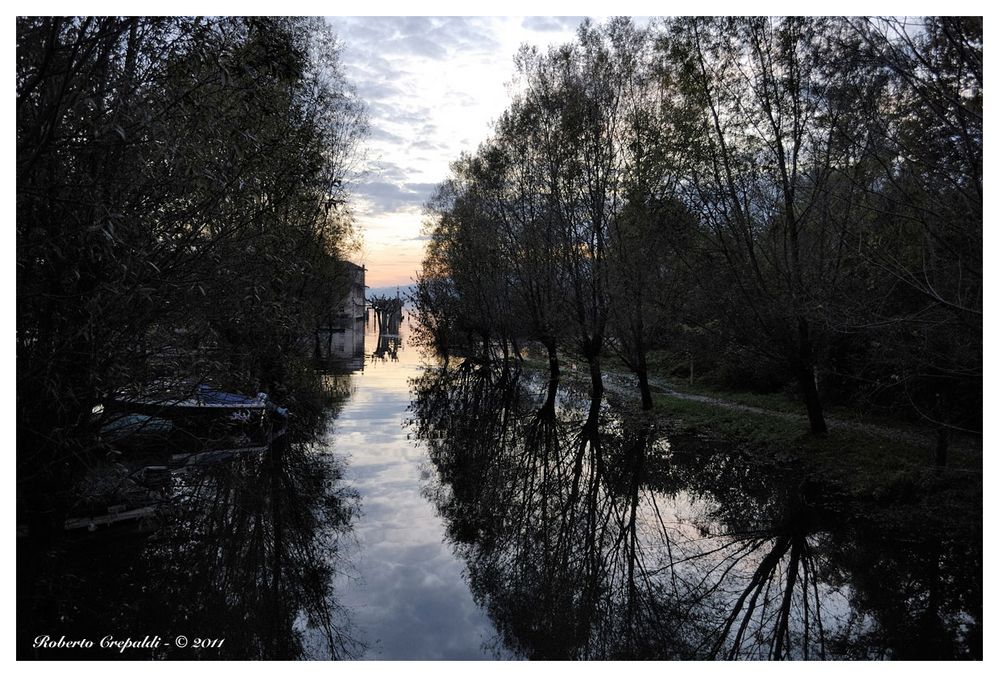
[315,262,365,371]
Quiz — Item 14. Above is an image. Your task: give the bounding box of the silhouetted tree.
[17,16,366,527]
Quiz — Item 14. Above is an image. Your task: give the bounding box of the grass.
[651,390,804,444]
[599,348,965,443]
[650,376,937,433]
[657,379,807,413]
[651,389,981,535]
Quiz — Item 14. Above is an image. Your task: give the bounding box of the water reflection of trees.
[410,362,980,660]
[821,531,981,659]
[20,429,359,660]
[145,436,359,659]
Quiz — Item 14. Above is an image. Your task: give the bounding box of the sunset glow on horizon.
[329,16,589,289]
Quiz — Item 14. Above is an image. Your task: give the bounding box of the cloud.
[363,160,407,184]
[521,16,585,33]
[409,139,446,152]
[336,16,501,62]
[397,35,447,60]
[355,81,406,102]
[327,16,590,286]
[355,180,438,214]
[403,182,438,196]
[332,17,505,207]
[368,127,407,145]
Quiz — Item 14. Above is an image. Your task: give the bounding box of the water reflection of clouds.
[329,328,496,659]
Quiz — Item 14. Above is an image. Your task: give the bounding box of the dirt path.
[596,370,979,454]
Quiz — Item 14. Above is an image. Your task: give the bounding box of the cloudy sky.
[327,16,588,290]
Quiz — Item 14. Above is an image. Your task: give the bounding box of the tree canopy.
[414,16,981,445]
[17,16,367,519]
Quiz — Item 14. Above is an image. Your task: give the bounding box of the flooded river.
[18,315,981,660]
[332,317,980,660]
[328,320,498,659]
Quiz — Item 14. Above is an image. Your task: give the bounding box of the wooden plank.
[182,445,268,466]
[64,506,158,531]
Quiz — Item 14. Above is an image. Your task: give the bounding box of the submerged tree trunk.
[582,336,604,436]
[269,434,285,656]
[541,339,560,416]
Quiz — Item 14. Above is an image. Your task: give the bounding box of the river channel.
[327,317,499,659]
[18,314,981,660]
[331,317,981,660]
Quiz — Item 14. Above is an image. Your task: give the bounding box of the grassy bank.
[519,350,981,505]
[650,389,981,535]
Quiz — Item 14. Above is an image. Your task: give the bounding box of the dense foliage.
[414,17,981,447]
[17,17,366,523]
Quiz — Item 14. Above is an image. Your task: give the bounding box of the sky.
[327,16,588,291]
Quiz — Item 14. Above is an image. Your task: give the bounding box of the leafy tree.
[17,16,366,526]
[418,15,981,450]
[840,17,982,460]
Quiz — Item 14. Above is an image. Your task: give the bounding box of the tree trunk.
[542,339,560,415]
[796,318,827,434]
[511,336,523,363]
[588,357,604,411]
[583,336,604,436]
[269,434,285,656]
[796,364,827,434]
[636,361,653,410]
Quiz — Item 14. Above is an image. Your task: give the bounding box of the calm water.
[327,319,498,659]
[334,319,980,660]
[18,315,981,660]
